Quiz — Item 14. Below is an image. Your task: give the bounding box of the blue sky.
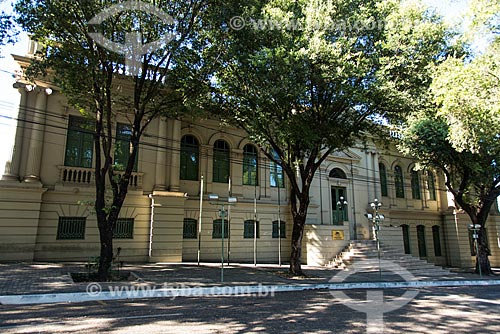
[0,0,471,176]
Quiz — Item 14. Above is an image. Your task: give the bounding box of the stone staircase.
[329,240,454,279]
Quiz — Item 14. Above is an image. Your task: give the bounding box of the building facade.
[1,48,499,268]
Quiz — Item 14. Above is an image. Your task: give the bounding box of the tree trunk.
[476,228,493,275]
[289,213,306,276]
[98,220,114,281]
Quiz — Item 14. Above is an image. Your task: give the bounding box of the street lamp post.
[468,223,482,278]
[366,199,384,280]
[209,194,237,283]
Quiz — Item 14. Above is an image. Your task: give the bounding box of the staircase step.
[329,240,453,279]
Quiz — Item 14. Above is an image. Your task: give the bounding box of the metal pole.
[277,174,281,267]
[227,177,231,265]
[375,211,381,280]
[254,183,257,266]
[476,229,482,278]
[198,175,204,266]
[221,204,225,283]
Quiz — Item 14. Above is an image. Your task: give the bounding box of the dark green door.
[331,186,347,225]
[402,224,411,254]
[417,225,427,258]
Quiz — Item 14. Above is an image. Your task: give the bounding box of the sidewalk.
[0,261,498,297]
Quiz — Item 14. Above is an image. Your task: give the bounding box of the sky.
[0,0,471,178]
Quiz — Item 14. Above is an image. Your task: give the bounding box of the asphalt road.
[1,286,500,333]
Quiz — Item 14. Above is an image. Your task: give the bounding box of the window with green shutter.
[272,221,286,238]
[244,220,259,238]
[212,219,228,238]
[411,170,421,200]
[379,163,388,197]
[270,150,284,188]
[183,218,198,239]
[213,140,230,183]
[64,116,94,168]
[57,217,86,240]
[180,135,199,181]
[427,171,437,200]
[114,123,138,172]
[113,218,134,239]
[243,144,258,185]
[395,165,405,198]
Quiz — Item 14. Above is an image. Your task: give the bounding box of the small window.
[411,170,421,200]
[432,225,441,257]
[244,220,260,238]
[395,165,405,198]
[272,220,286,238]
[213,140,230,183]
[183,218,197,239]
[113,218,134,239]
[329,168,347,179]
[243,144,258,185]
[212,219,229,238]
[379,163,388,197]
[57,217,86,240]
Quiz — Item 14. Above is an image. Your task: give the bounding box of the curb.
[1,279,500,305]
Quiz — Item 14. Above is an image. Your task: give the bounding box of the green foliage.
[14,0,215,279]
[399,114,498,209]
[209,0,452,188]
[431,43,500,156]
[204,0,453,273]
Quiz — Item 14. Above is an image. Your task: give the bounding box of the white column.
[169,119,181,191]
[154,118,168,190]
[2,86,28,180]
[24,89,47,182]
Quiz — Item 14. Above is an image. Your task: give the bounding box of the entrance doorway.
[402,224,411,254]
[417,225,427,258]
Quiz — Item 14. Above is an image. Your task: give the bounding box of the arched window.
[410,170,421,200]
[394,165,405,198]
[329,168,347,179]
[427,171,436,200]
[243,144,258,185]
[180,135,199,181]
[213,140,230,183]
[379,163,388,197]
[270,150,284,188]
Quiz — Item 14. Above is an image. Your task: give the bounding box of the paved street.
[1,286,500,333]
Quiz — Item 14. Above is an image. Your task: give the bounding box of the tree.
[400,40,500,275]
[209,0,452,275]
[399,0,500,275]
[15,0,212,280]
